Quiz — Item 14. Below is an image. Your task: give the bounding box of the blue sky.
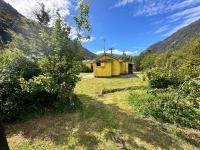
[81,0,200,55]
[5,0,200,55]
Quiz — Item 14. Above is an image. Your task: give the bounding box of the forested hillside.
[148,19,200,53]
[0,0,96,59]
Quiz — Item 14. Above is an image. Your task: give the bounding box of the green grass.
[6,73,200,150]
[129,93,153,114]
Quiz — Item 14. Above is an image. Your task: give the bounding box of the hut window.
[97,62,101,66]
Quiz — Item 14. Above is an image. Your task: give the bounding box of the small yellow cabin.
[83,53,133,77]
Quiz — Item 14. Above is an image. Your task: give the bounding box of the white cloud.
[81,36,95,43]
[155,25,169,34]
[95,49,136,56]
[162,6,200,36]
[69,27,95,43]
[4,0,71,24]
[114,0,134,8]
[144,1,200,36]
[113,0,200,17]
[164,16,200,37]
[169,0,200,11]
[168,5,200,21]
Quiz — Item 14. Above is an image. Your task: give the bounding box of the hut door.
[91,64,93,72]
[128,64,133,74]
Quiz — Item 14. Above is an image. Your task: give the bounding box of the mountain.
[0,0,96,59]
[148,19,200,53]
[0,0,22,42]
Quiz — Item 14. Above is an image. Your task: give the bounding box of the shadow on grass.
[6,94,198,149]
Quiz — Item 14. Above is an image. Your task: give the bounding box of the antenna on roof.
[109,47,114,55]
[123,50,126,55]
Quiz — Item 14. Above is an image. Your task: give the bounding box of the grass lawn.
[6,73,200,150]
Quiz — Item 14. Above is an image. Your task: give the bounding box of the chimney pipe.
[109,48,113,55]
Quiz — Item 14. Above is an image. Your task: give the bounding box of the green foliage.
[146,80,200,129]
[20,14,82,112]
[81,64,92,73]
[132,56,142,71]
[0,0,91,120]
[147,67,182,89]
[73,0,91,42]
[0,49,43,120]
[130,35,200,129]
[129,80,200,129]
[33,3,50,26]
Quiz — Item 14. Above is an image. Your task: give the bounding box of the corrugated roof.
[94,53,125,61]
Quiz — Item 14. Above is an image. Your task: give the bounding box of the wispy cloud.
[168,5,200,21]
[114,0,134,8]
[113,0,200,36]
[169,0,200,11]
[164,15,200,37]
[155,25,169,34]
[69,27,95,43]
[161,5,200,36]
[113,0,200,16]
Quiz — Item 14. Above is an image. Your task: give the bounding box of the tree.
[132,56,142,71]
[73,0,91,42]
[33,3,50,26]
[0,1,91,147]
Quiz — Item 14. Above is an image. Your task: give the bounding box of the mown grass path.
[7,73,199,150]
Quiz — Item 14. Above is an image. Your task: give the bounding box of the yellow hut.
[83,53,133,77]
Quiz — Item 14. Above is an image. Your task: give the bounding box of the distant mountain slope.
[0,0,22,42]
[0,0,96,59]
[148,19,200,52]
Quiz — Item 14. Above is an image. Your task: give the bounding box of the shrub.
[147,68,182,89]
[130,79,200,129]
[81,64,92,73]
[146,94,200,129]
[0,49,43,120]
[1,1,91,121]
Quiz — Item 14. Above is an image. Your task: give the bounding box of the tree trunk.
[0,119,9,150]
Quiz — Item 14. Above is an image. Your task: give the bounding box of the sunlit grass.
[7,73,199,150]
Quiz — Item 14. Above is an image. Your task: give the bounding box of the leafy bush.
[0,15,83,121]
[81,64,92,73]
[147,68,182,89]
[0,1,91,122]
[0,49,43,120]
[129,79,200,129]
[146,92,199,129]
